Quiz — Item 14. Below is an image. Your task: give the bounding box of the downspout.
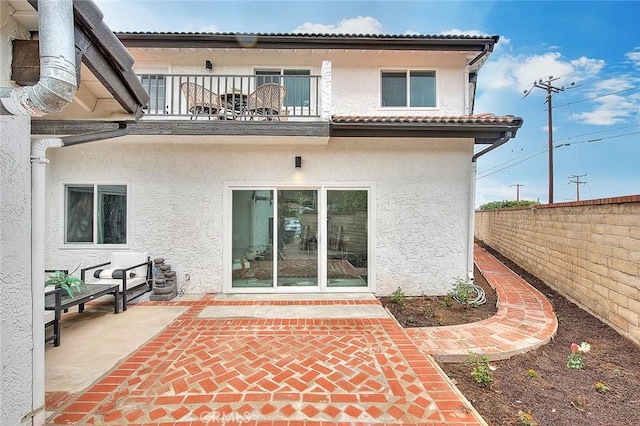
[29,123,131,424]
[1,0,77,117]
[467,131,513,281]
[0,1,78,424]
[30,140,63,425]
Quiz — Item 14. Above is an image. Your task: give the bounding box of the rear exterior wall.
[45,137,474,296]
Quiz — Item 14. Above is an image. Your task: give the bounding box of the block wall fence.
[475,195,640,346]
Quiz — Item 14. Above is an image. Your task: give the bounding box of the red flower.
[570,343,580,352]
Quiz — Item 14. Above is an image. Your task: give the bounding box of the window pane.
[283,70,310,108]
[277,190,317,287]
[381,72,407,107]
[255,70,280,86]
[97,185,127,244]
[410,71,436,107]
[66,186,93,243]
[232,190,274,288]
[327,190,368,287]
[141,75,165,114]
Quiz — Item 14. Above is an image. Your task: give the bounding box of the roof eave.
[329,121,522,143]
[116,32,499,52]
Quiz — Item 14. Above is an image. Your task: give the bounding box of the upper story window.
[65,184,128,245]
[381,70,436,108]
[256,69,311,108]
[140,74,166,114]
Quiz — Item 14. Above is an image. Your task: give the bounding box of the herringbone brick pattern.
[47,300,483,425]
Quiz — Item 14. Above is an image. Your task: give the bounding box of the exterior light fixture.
[295,156,302,168]
[205,60,213,71]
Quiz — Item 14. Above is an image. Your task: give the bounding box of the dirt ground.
[379,266,497,327]
[380,247,640,426]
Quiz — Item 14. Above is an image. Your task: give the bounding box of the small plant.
[567,341,591,370]
[405,314,417,326]
[526,368,538,378]
[440,294,453,308]
[45,267,85,297]
[448,280,475,308]
[595,381,608,393]
[390,287,405,305]
[518,411,535,426]
[467,352,493,388]
[613,368,624,377]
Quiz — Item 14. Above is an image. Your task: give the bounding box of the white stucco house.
[31,29,523,298]
[2,1,524,423]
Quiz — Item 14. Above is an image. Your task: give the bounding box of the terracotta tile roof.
[331,114,523,125]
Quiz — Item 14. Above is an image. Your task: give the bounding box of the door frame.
[223,182,376,293]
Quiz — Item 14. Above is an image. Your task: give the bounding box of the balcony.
[139,73,323,121]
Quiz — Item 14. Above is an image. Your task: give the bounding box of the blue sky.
[95,0,640,206]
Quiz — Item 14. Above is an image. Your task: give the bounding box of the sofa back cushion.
[110,252,148,279]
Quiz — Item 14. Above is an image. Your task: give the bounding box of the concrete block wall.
[475,195,640,346]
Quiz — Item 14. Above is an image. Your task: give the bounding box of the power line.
[477,149,547,180]
[554,124,640,142]
[553,86,639,108]
[476,131,639,180]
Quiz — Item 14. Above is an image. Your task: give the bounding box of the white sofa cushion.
[86,252,149,292]
[110,252,149,279]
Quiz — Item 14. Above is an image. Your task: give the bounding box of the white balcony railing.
[138,73,322,121]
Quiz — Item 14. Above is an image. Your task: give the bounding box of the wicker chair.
[180,82,221,119]
[247,83,286,120]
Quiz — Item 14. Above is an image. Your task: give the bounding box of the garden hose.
[452,284,486,306]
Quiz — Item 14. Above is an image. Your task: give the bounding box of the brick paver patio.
[46,297,483,425]
[45,245,557,425]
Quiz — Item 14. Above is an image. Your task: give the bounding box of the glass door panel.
[326,190,368,287]
[277,190,318,287]
[231,190,274,288]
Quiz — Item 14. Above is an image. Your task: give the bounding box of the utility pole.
[524,76,573,204]
[511,184,524,202]
[568,174,587,201]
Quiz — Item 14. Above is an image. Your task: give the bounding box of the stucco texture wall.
[45,137,474,296]
[475,196,640,346]
[1,115,33,424]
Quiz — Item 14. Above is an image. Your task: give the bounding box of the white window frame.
[379,68,438,110]
[60,182,131,248]
[223,182,375,294]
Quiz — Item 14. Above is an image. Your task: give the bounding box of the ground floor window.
[228,186,370,291]
[64,184,128,245]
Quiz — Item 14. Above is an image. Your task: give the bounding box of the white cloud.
[197,24,220,33]
[480,52,604,93]
[572,78,640,125]
[624,47,640,66]
[292,16,383,34]
[440,28,490,37]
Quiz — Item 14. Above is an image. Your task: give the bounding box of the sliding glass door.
[230,186,369,291]
[326,190,368,287]
[276,190,318,287]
